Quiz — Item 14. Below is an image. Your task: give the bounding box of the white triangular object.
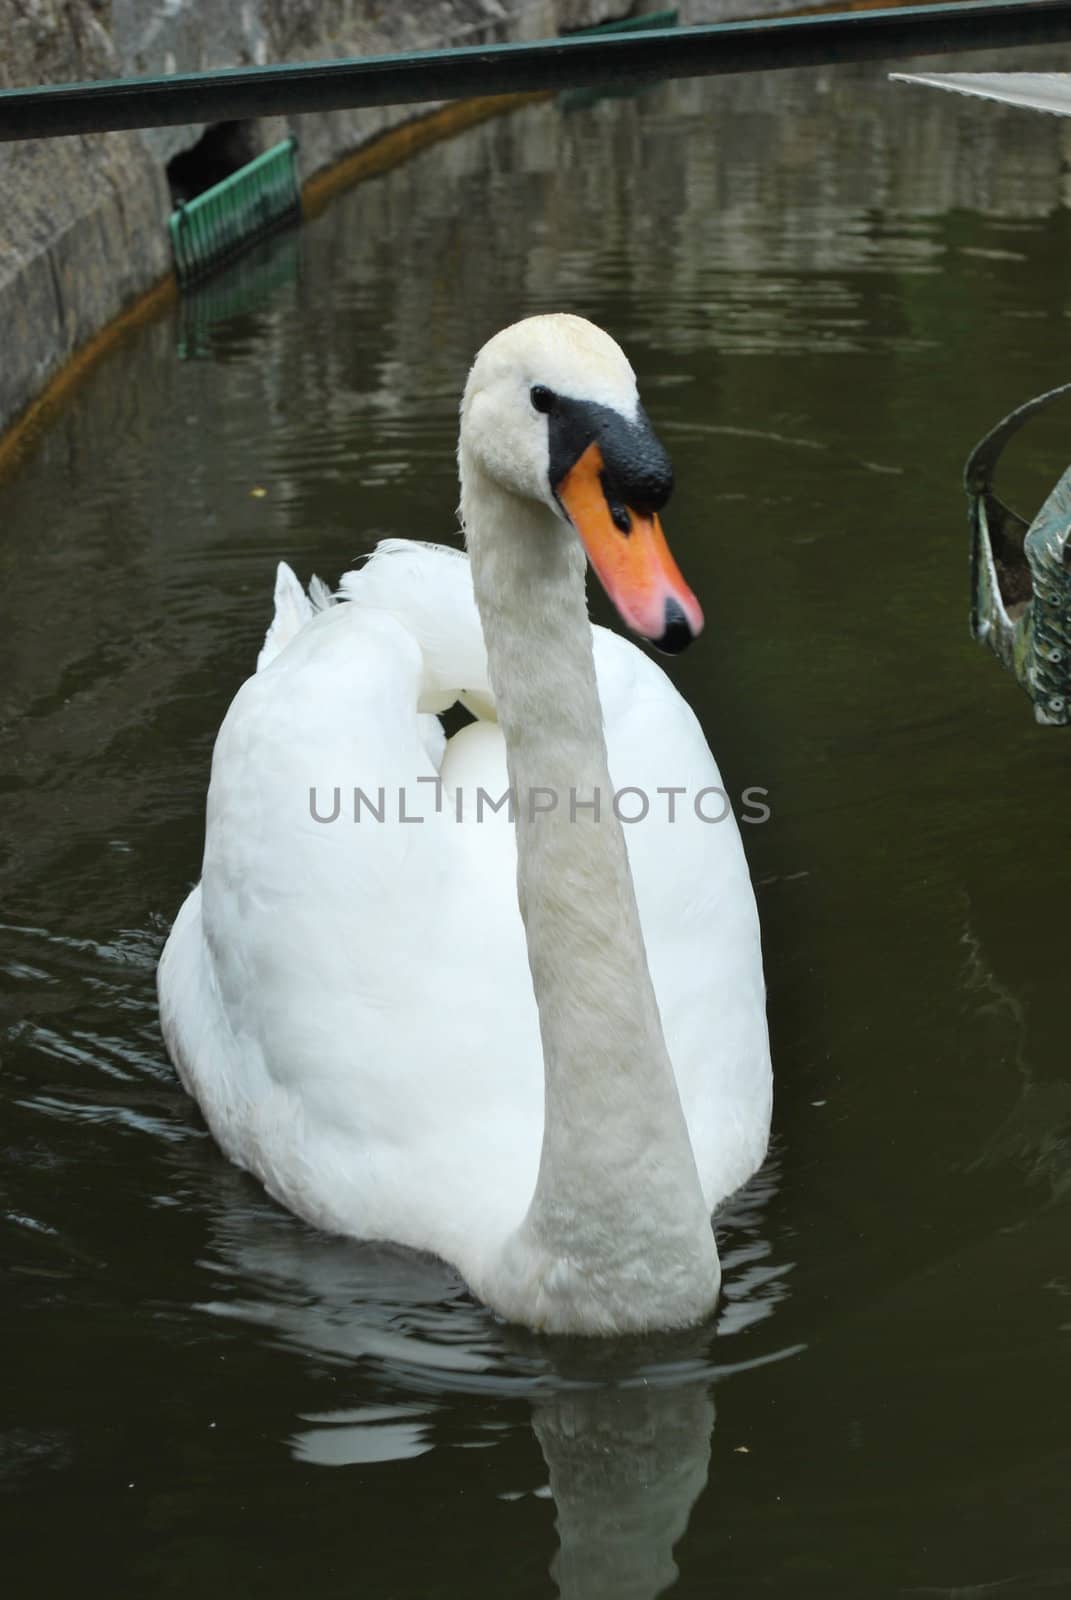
[890,71,1071,117]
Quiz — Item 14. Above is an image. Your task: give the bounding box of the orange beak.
[556,442,704,652]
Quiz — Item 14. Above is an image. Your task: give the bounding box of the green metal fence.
[569,8,679,36]
[168,135,300,286]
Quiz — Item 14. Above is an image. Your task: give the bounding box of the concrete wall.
[0,0,627,438]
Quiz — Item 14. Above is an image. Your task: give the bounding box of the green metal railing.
[168,135,300,286]
[569,8,679,36]
[2,3,1071,142]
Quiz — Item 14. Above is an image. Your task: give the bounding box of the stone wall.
[0,3,172,438]
[0,0,628,438]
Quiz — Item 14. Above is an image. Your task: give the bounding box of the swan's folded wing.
[339,540,493,714]
[167,593,543,1259]
[257,561,333,672]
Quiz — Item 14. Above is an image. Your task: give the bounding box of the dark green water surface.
[2,55,1069,1598]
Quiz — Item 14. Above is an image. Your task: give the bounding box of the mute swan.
[158,314,771,1335]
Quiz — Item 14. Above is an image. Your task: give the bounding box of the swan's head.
[461,314,703,653]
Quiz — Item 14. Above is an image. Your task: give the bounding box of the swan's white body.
[159,316,771,1334]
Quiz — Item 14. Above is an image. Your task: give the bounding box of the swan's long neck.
[462,454,719,1333]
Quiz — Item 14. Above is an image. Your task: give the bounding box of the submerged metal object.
[965,384,1071,726]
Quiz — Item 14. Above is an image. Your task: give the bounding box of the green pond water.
[2,52,1069,1598]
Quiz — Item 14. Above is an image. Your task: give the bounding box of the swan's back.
[159,541,769,1282]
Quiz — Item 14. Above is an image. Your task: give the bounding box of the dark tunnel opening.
[166,121,259,205]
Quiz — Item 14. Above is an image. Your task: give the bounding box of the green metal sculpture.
[965,383,1071,726]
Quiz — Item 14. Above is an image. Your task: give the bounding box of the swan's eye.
[530,385,555,414]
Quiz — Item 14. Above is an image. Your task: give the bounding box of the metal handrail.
[2,1,1070,142]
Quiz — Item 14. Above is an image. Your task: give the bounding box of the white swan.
[158,314,771,1335]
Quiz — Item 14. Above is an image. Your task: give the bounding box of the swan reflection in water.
[193,1157,794,1599]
